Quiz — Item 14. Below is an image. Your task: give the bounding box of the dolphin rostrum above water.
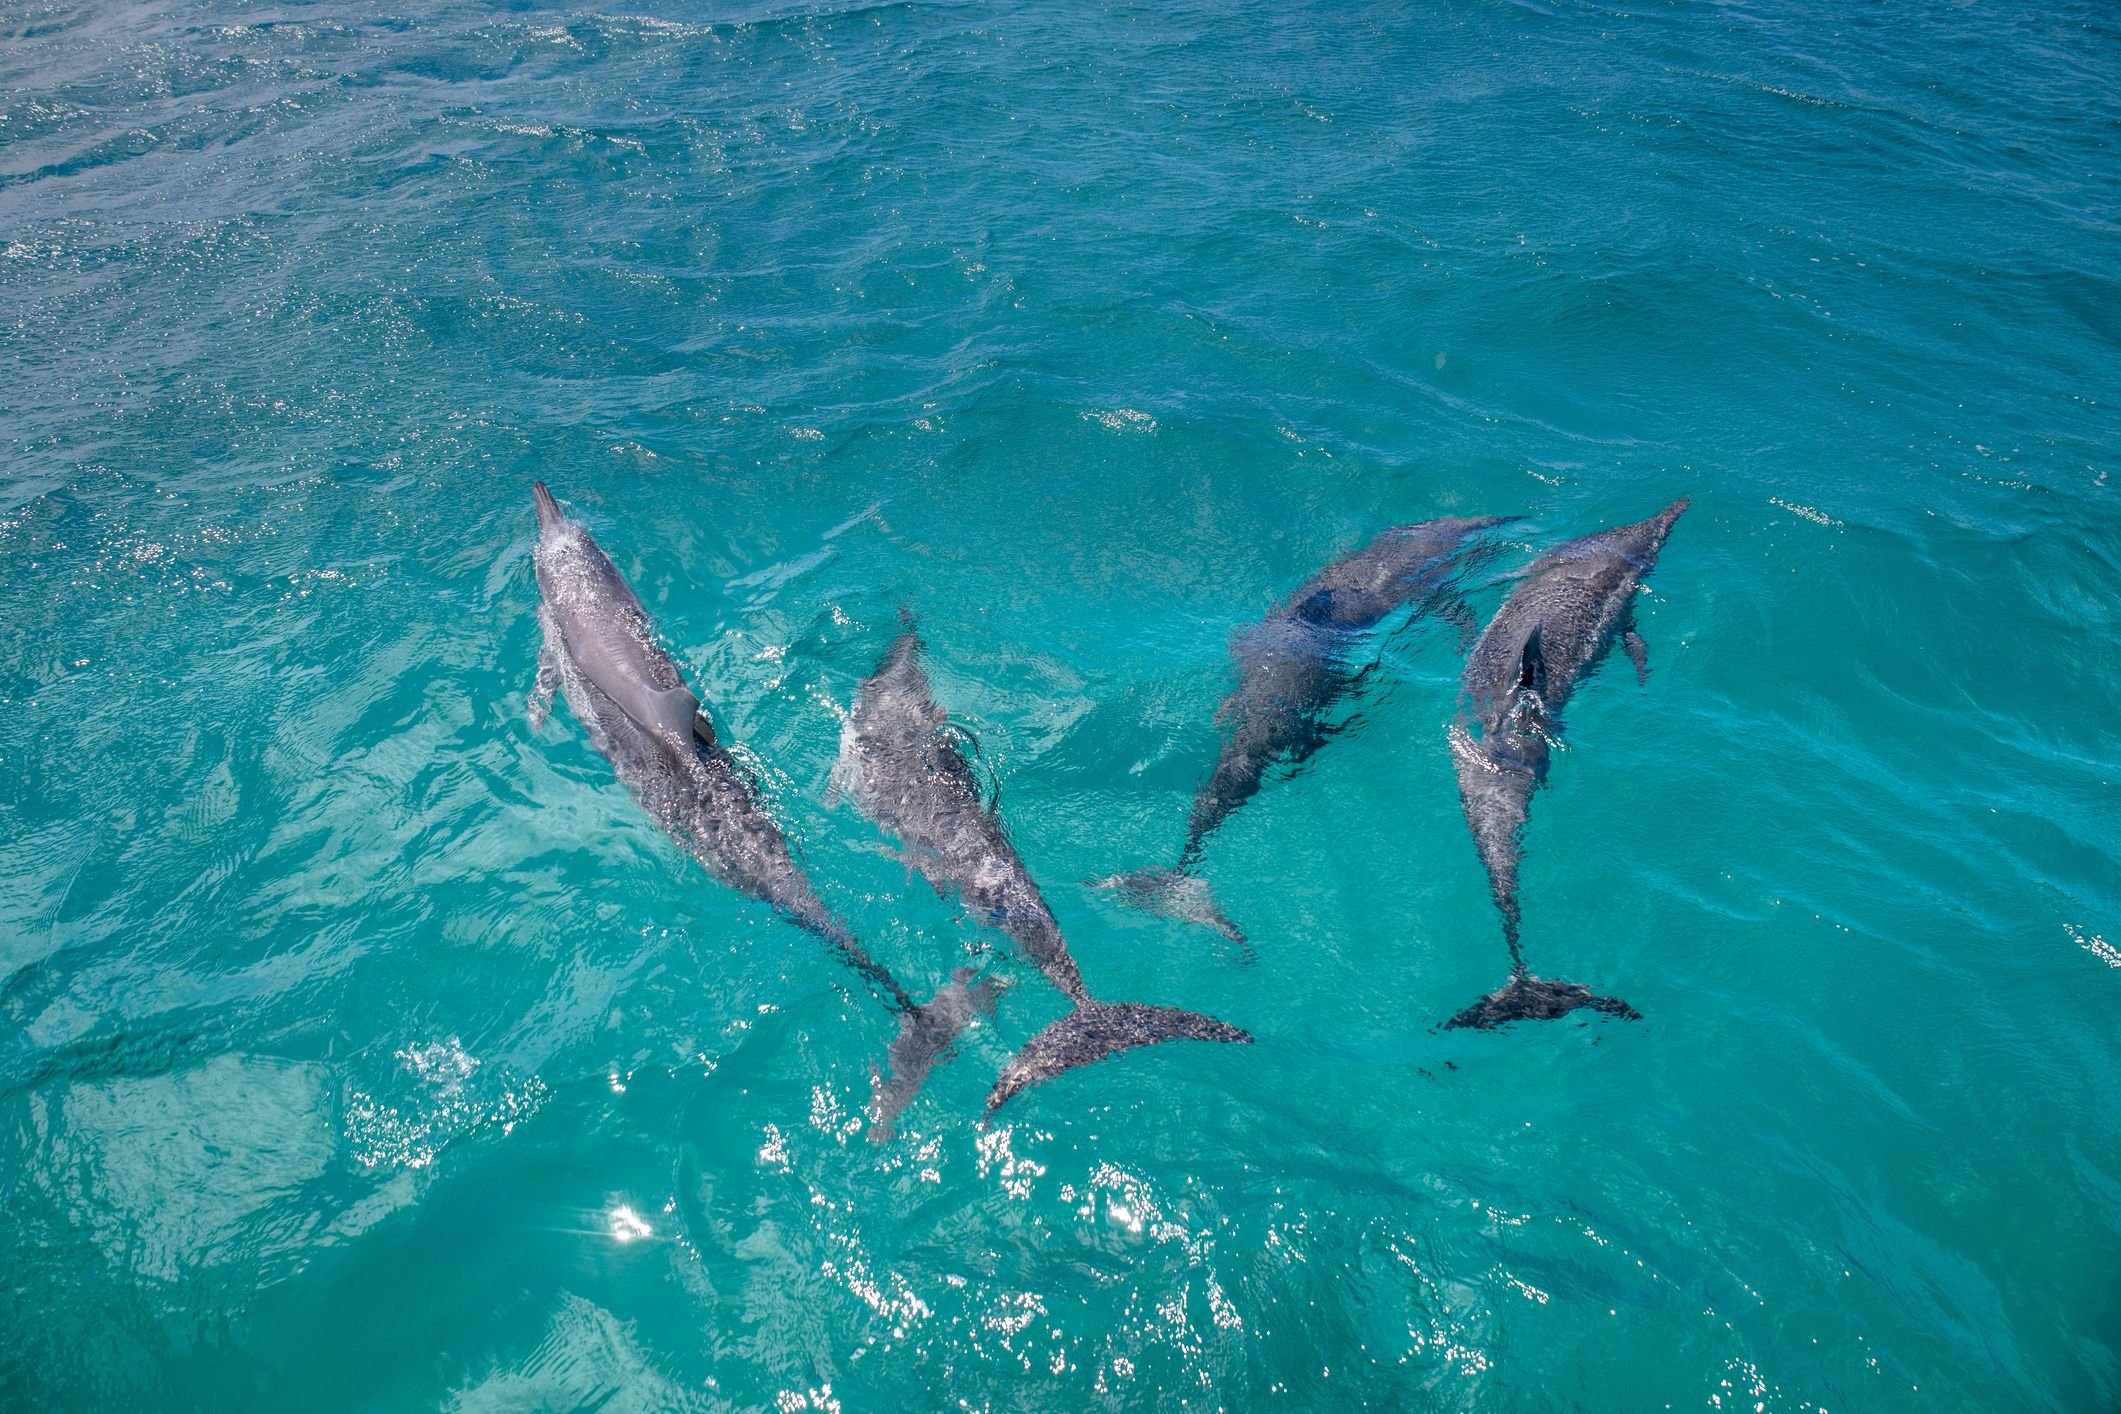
[1102,515,1510,947]
[528,484,991,1130]
[1445,497,1689,1030]
[834,616,1251,1118]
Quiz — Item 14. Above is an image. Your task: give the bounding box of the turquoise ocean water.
[3,0,2117,1406]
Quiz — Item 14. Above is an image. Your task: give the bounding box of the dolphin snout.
[532,481,563,534]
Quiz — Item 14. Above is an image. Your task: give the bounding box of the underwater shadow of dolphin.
[1101,515,1514,949]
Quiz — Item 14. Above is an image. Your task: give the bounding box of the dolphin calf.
[1103,516,1510,945]
[528,484,990,1130]
[1444,497,1688,1029]
[834,617,1251,1118]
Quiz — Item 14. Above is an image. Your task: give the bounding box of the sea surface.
[2,0,2117,1407]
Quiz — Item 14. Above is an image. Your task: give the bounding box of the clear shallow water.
[1,0,2117,1405]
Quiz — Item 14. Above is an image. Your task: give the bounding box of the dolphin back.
[985,1001,1251,1118]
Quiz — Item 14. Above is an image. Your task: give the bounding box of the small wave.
[343,1040,546,1171]
[2067,924,2119,970]
[1081,408,1157,434]
[1771,497,1841,527]
[1675,66,1852,110]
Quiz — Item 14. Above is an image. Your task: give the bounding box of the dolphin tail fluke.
[867,968,1005,1139]
[1096,868,1251,953]
[1442,972,1641,1031]
[984,1001,1251,1119]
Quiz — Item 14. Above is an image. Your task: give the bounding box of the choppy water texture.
[3,0,2118,1407]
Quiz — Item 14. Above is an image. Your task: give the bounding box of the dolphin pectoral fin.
[1096,868,1251,954]
[529,647,559,729]
[1623,627,1650,686]
[876,839,950,894]
[867,968,1007,1140]
[841,838,909,868]
[1443,973,1640,1031]
[840,837,925,877]
[983,1001,1251,1120]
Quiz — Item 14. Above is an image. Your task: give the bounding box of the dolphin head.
[1375,513,1516,560]
[1641,496,1689,549]
[1283,514,1516,632]
[1437,513,1519,536]
[1608,496,1689,569]
[529,482,588,605]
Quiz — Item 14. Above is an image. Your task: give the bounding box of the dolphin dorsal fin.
[1514,626,1546,697]
[1291,585,1341,627]
[644,685,702,745]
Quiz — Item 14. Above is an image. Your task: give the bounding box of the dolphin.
[834,617,1251,1118]
[1102,515,1511,946]
[528,483,991,1131]
[1444,497,1689,1029]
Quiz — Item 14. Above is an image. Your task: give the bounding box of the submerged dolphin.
[528,484,990,1129]
[1103,516,1510,945]
[834,618,1250,1117]
[1445,497,1689,1029]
